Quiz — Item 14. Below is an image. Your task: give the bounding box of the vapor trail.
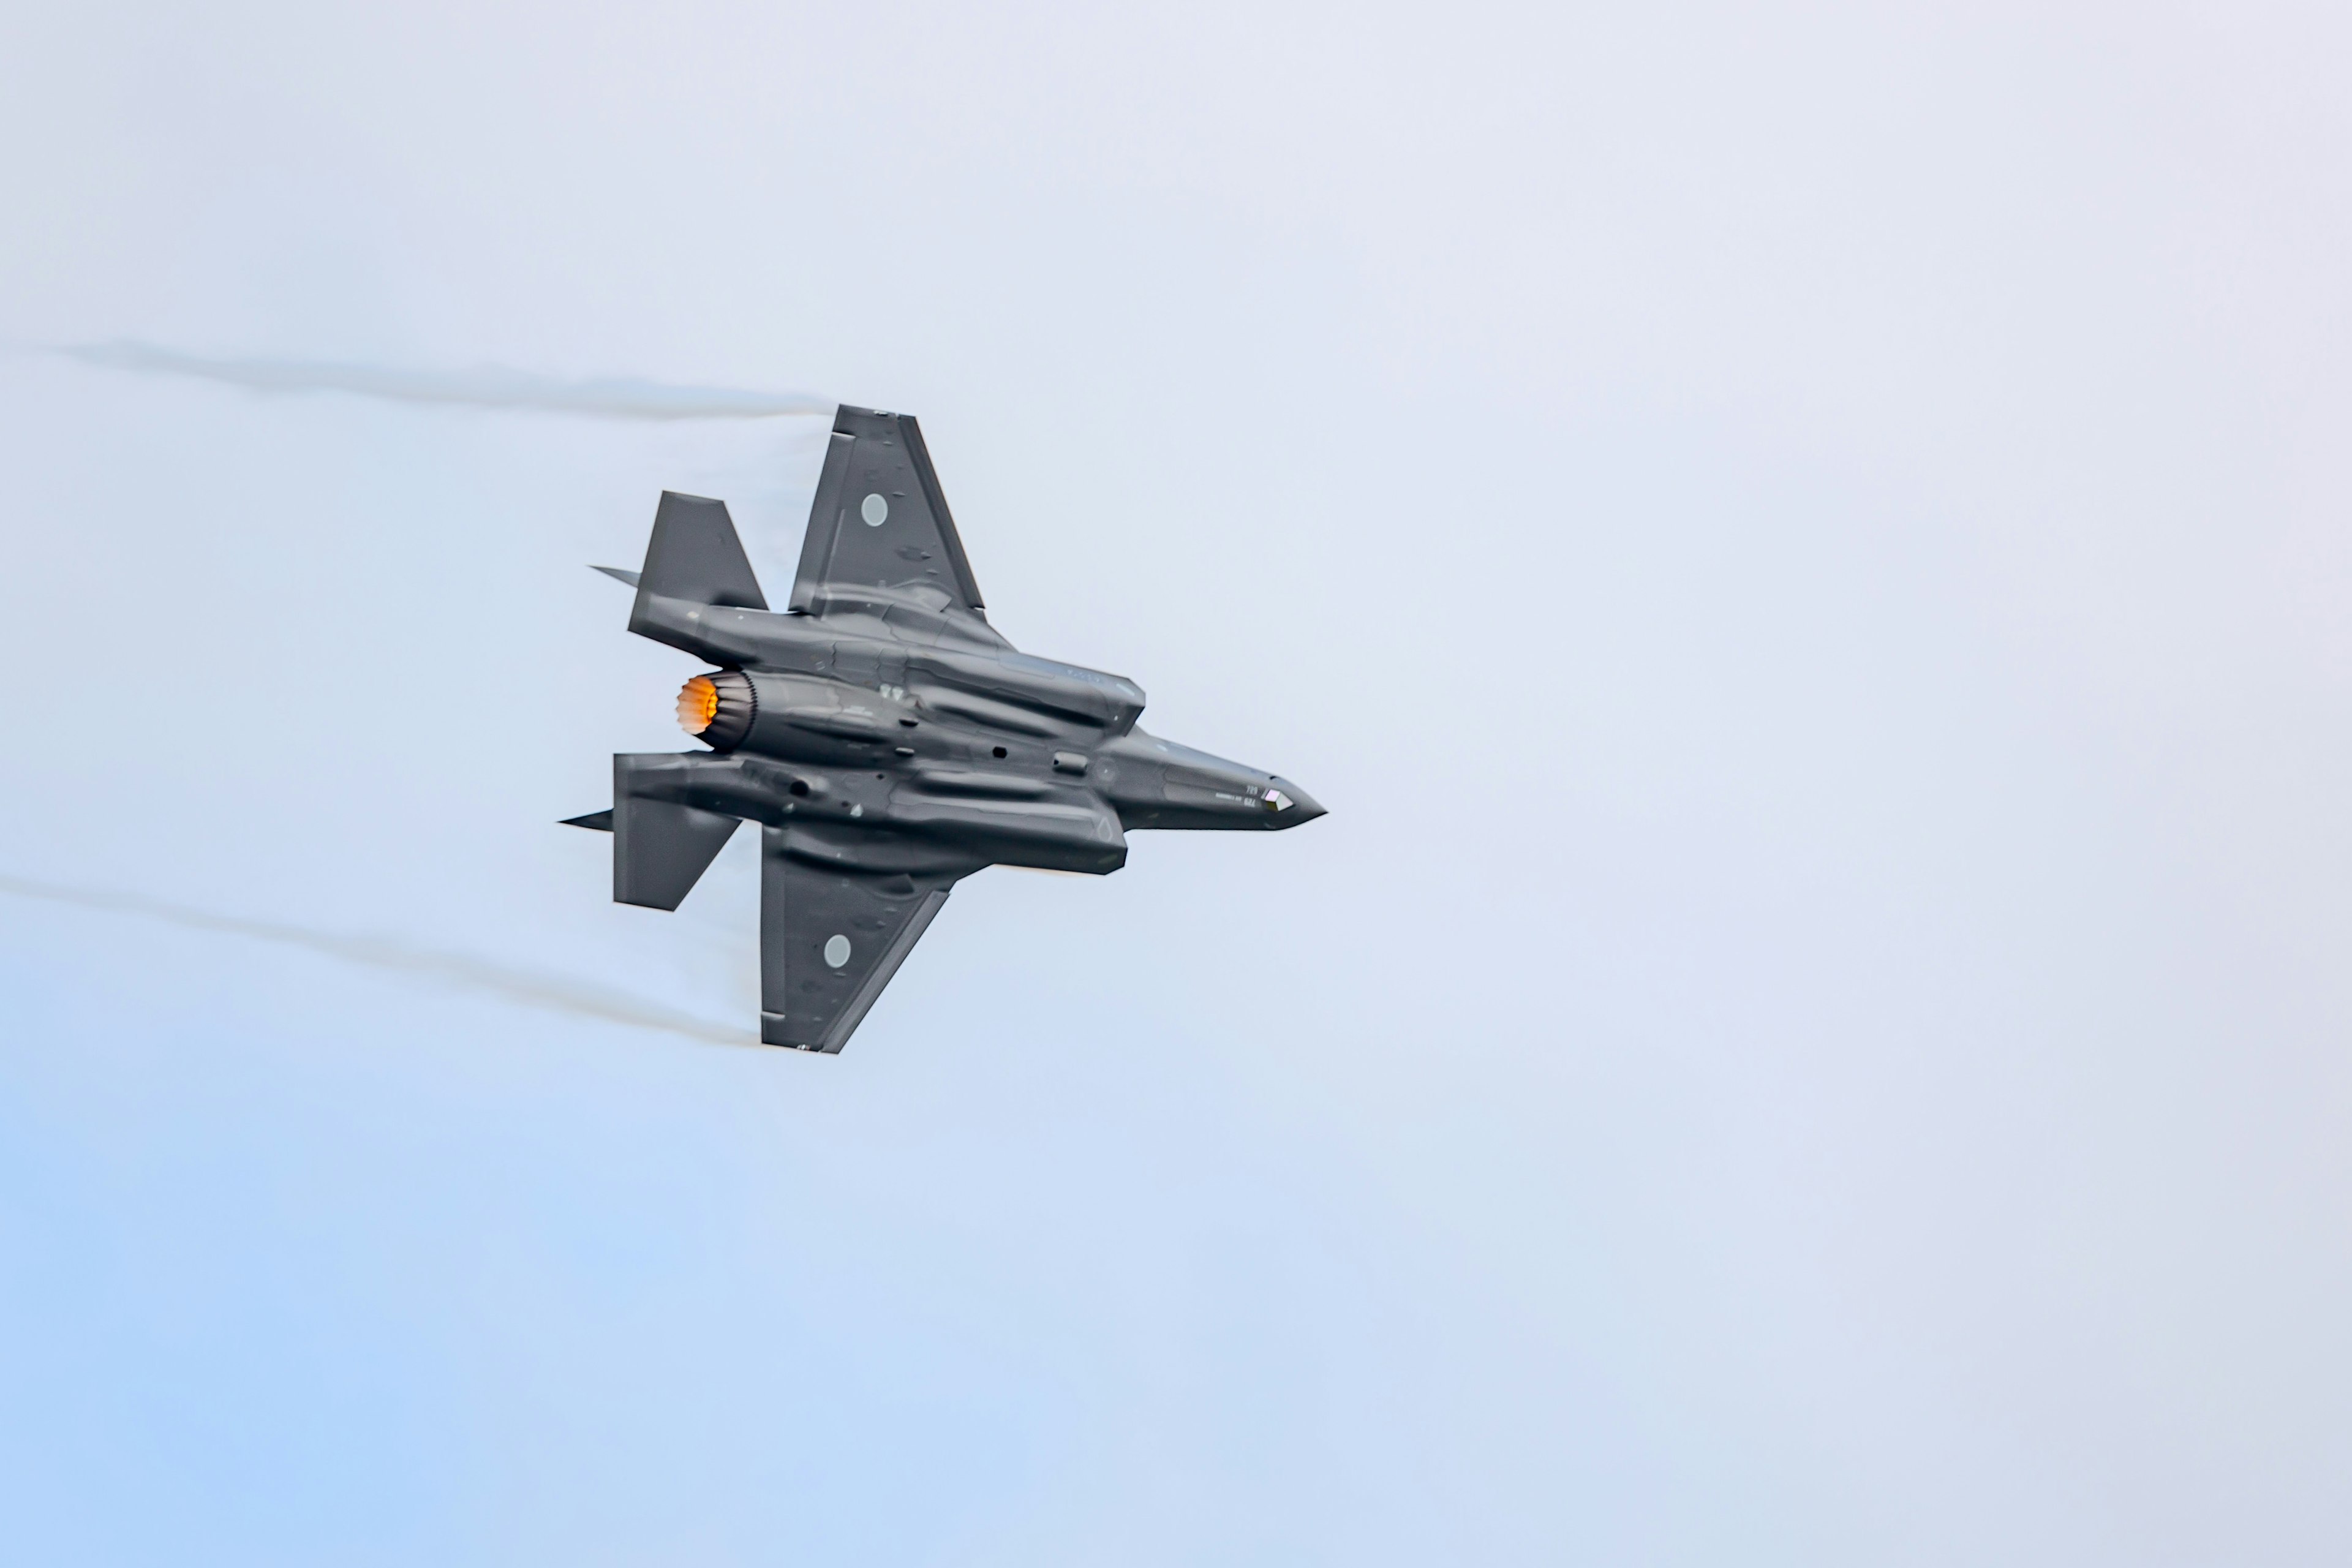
[0,874,758,1049]
[45,340,834,420]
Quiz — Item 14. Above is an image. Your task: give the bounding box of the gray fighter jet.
[567,404,1324,1052]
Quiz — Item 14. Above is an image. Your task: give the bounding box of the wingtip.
[590,564,641,587]
[561,810,614,832]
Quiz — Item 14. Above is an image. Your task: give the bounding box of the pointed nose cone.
[1271,778,1326,827]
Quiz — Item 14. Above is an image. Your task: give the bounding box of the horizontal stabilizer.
[634,491,766,614]
[614,753,741,910]
[562,809,614,832]
[590,565,640,587]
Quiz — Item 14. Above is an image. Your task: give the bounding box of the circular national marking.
[823,933,852,968]
[860,493,888,527]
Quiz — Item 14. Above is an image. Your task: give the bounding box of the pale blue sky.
[3,3,2350,1563]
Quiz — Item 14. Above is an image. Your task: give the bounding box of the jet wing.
[789,405,986,617]
[758,828,965,1052]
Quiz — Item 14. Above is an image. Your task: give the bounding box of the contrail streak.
[43,340,835,421]
[0,873,758,1049]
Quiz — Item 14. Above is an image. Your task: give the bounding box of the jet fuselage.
[628,584,1321,882]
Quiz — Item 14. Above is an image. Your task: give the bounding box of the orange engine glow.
[676,675,720,735]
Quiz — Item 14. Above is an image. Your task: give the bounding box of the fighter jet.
[567,404,1324,1052]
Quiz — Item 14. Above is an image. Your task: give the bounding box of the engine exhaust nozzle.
[675,669,755,751]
